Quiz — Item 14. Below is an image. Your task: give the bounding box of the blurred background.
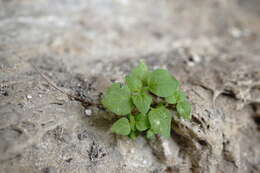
[1,0,260,72]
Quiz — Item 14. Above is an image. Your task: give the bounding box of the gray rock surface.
[1,0,260,173]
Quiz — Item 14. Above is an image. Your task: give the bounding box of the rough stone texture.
[0,0,260,173]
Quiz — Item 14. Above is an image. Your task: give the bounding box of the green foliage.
[148,106,172,138]
[135,113,149,131]
[177,101,192,120]
[131,61,149,81]
[111,118,131,135]
[125,75,142,92]
[101,83,132,115]
[166,90,186,104]
[128,114,136,131]
[148,69,179,97]
[132,88,152,114]
[102,61,192,139]
[146,129,155,139]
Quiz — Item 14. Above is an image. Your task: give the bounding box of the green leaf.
[142,71,152,86]
[101,83,132,115]
[125,75,142,92]
[111,118,131,135]
[146,129,155,139]
[129,130,139,140]
[177,101,192,120]
[132,61,149,81]
[148,106,172,138]
[132,89,152,114]
[177,91,187,102]
[148,69,179,97]
[128,114,136,131]
[166,90,187,104]
[135,113,150,131]
[165,92,178,104]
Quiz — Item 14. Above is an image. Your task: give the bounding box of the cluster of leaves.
[101,61,191,139]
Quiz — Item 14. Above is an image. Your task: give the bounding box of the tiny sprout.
[101,61,192,139]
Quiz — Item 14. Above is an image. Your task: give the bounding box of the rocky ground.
[0,0,260,173]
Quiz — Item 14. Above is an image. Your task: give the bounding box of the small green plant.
[102,61,191,139]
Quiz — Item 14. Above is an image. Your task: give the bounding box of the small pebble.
[192,53,201,63]
[230,27,242,38]
[143,159,148,164]
[85,109,92,116]
[27,95,32,99]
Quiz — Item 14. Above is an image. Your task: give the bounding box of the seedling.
[102,61,192,139]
